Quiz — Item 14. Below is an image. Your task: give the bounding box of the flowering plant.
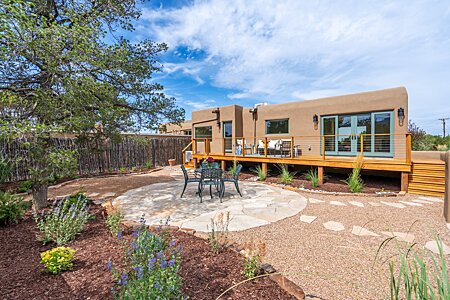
[34,193,90,245]
[206,157,215,163]
[108,218,184,299]
[40,246,76,274]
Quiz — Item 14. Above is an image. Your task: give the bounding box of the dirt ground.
[0,204,295,300]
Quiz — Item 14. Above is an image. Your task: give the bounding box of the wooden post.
[318,166,324,186]
[221,160,226,171]
[193,158,198,169]
[264,137,268,157]
[401,172,409,193]
[241,138,245,157]
[192,138,196,154]
[205,138,210,155]
[322,135,326,160]
[360,134,364,157]
[406,133,412,164]
[290,136,294,158]
[222,138,226,155]
[441,151,450,222]
[261,162,268,177]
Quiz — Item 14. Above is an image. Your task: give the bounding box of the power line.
[438,118,449,137]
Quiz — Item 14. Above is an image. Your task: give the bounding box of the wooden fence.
[1,135,191,183]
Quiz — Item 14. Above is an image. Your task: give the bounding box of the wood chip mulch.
[0,204,295,300]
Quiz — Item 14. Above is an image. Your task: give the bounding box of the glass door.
[322,116,337,154]
[337,115,353,154]
[223,121,232,153]
[373,112,393,155]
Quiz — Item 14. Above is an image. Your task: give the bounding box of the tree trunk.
[33,182,49,210]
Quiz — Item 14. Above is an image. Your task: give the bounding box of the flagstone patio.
[113,180,308,232]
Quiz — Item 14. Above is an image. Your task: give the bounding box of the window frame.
[265,118,289,135]
[194,126,212,141]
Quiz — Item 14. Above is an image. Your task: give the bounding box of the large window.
[265,119,289,135]
[194,126,212,139]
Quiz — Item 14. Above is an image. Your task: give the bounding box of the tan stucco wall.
[165,120,192,134]
[412,151,445,162]
[191,87,409,158]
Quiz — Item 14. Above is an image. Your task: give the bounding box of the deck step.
[409,160,446,197]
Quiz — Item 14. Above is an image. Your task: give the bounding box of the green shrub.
[277,164,295,185]
[345,157,364,193]
[0,156,11,183]
[0,192,29,225]
[252,165,266,181]
[242,240,266,279]
[108,222,184,299]
[144,160,153,169]
[305,168,319,188]
[119,167,127,173]
[40,247,76,274]
[105,201,123,237]
[34,195,90,245]
[228,158,239,176]
[18,180,33,193]
[384,237,449,300]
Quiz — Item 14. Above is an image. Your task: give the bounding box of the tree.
[0,0,184,209]
[408,121,427,151]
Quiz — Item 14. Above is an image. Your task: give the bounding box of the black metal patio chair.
[198,168,223,203]
[221,164,243,197]
[180,165,201,198]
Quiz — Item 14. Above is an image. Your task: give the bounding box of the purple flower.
[117,231,123,241]
[169,240,176,247]
[131,230,139,237]
[160,259,167,269]
[148,257,156,271]
[133,266,143,279]
[121,273,128,286]
[106,260,112,270]
[156,251,163,259]
[130,241,137,250]
[168,258,176,267]
[154,282,161,290]
[52,199,57,206]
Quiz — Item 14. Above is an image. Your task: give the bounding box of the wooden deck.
[191,153,412,172]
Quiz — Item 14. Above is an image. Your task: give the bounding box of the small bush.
[144,160,153,169]
[305,168,319,188]
[277,164,295,185]
[208,211,231,254]
[345,157,364,193]
[40,246,76,274]
[119,167,127,173]
[18,180,33,193]
[228,158,239,176]
[0,192,29,225]
[105,201,123,237]
[252,165,266,181]
[108,221,184,299]
[242,240,266,279]
[34,194,90,245]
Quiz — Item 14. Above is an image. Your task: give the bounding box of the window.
[194,126,212,139]
[184,130,192,136]
[265,119,289,134]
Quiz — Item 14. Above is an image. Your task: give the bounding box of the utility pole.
[439,118,449,137]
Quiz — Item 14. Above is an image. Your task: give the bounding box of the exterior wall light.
[398,107,405,126]
[212,108,220,126]
[313,114,319,129]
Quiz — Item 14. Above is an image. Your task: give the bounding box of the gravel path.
[228,191,450,300]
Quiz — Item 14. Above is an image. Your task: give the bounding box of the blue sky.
[124,0,450,134]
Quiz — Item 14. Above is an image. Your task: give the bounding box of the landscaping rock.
[399,201,423,207]
[425,240,450,255]
[380,201,405,208]
[329,201,346,206]
[381,231,415,243]
[368,202,382,206]
[308,198,325,204]
[351,226,379,237]
[412,199,434,204]
[102,192,116,198]
[349,201,364,207]
[323,221,345,231]
[419,196,444,203]
[300,215,317,224]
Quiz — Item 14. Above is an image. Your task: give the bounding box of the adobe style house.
[179,87,413,191]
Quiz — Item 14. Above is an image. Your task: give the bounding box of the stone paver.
[349,201,364,207]
[329,201,346,206]
[115,181,307,232]
[381,231,415,243]
[300,215,317,224]
[351,226,379,237]
[102,192,116,198]
[399,201,423,207]
[368,202,382,206]
[88,192,100,198]
[419,196,444,203]
[425,240,450,255]
[309,198,325,204]
[323,221,345,231]
[380,201,406,209]
[412,199,435,205]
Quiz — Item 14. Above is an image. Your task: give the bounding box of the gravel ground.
[228,191,450,300]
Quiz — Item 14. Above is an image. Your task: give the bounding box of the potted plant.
[168,158,176,166]
[205,156,215,168]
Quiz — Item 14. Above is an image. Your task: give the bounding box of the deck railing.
[190,133,411,164]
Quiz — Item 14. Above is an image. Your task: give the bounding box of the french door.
[223,121,233,153]
[321,111,394,157]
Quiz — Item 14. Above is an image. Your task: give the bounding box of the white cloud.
[141,0,450,133]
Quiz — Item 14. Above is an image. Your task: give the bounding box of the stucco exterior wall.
[191,87,409,158]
